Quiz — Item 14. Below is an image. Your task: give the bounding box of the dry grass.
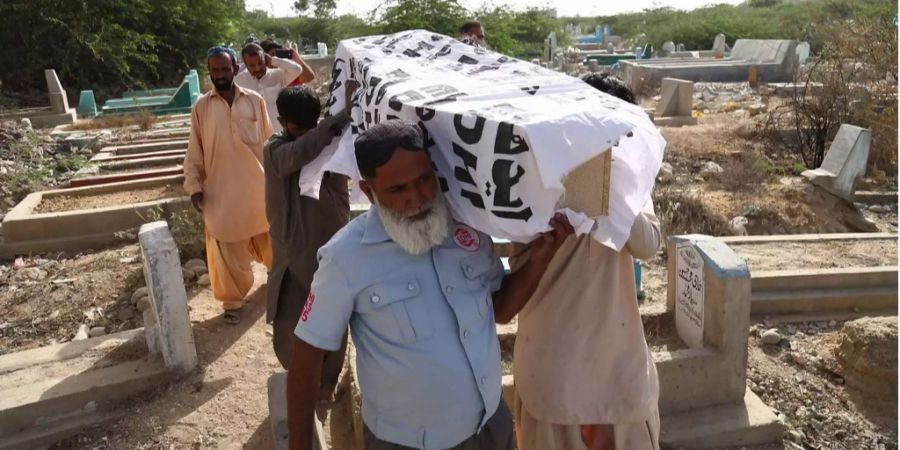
[66,111,157,131]
[653,187,731,237]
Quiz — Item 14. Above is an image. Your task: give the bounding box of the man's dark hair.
[458,21,482,35]
[355,121,425,179]
[207,46,237,65]
[581,73,637,105]
[261,39,281,53]
[276,86,321,129]
[241,42,265,59]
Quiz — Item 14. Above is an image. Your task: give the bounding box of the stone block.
[139,221,197,375]
[77,90,98,118]
[801,124,871,202]
[656,78,694,118]
[45,69,69,113]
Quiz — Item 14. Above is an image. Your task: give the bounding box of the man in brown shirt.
[263,81,357,397]
[184,47,273,324]
[511,74,663,450]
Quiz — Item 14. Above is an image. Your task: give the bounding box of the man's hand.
[527,213,574,268]
[581,424,615,450]
[190,192,204,212]
[265,53,276,68]
[344,79,360,110]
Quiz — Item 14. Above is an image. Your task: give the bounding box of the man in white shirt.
[235,43,310,134]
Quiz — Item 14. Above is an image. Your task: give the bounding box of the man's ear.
[359,179,375,204]
[232,64,239,76]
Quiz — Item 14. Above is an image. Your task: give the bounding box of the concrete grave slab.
[70,155,183,188]
[92,149,185,162]
[99,139,188,156]
[0,329,172,450]
[802,124,872,202]
[0,175,189,257]
[622,40,798,92]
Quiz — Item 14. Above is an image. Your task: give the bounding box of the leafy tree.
[378,0,468,36]
[0,0,243,102]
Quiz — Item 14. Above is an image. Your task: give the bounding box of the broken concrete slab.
[267,372,329,450]
[659,387,783,449]
[802,124,872,202]
[139,221,198,375]
[0,329,172,450]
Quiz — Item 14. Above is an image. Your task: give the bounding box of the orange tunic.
[183,85,272,243]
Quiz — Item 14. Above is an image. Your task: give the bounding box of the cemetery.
[0,2,896,449]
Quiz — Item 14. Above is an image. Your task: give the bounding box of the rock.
[699,161,724,179]
[869,204,890,213]
[131,286,149,304]
[83,307,105,325]
[184,259,207,271]
[658,163,675,184]
[191,265,209,277]
[761,328,783,345]
[117,308,135,321]
[22,267,48,281]
[788,429,804,443]
[89,326,107,338]
[137,296,152,313]
[48,310,60,321]
[729,216,749,236]
[747,103,767,116]
[20,118,32,129]
[197,274,211,286]
[74,324,90,341]
[828,320,837,327]
[834,316,897,401]
[182,268,197,282]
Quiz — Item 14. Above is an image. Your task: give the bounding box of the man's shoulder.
[264,133,290,152]
[318,212,367,262]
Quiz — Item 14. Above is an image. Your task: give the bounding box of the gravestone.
[713,34,727,58]
[77,90,98,118]
[662,41,676,56]
[796,41,810,64]
[801,124,872,202]
[677,43,686,52]
[654,78,697,126]
[139,221,198,375]
[675,241,704,348]
[45,69,69,114]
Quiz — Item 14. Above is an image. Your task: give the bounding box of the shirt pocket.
[460,252,496,318]
[356,275,433,344]
[233,98,261,146]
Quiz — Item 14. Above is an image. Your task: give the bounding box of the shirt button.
[466,266,474,274]
[481,376,487,384]
[445,286,454,294]
[407,283,415,291]
[371,295,380,304]
[463,330,470,338]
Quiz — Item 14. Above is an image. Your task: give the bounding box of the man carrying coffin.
[286,121,573,450]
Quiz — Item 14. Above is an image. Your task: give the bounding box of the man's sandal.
[223,308,242,325]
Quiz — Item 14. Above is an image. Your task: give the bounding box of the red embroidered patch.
[453,225,480,252]
[301,293,315,322]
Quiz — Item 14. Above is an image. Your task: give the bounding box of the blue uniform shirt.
[295,207,505,449]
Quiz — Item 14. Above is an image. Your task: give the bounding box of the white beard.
[374,191,452,256]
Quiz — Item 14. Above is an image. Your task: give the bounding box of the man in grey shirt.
[287,121,573,449]
[263,81,357,397]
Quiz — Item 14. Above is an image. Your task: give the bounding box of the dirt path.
[55,265,278,450]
